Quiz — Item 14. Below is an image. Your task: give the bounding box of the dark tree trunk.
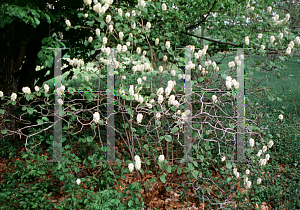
[0,20,36,144]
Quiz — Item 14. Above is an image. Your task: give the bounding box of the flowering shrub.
[0,0,299,209]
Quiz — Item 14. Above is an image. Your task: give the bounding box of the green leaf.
[198,77,204,82]
[37,119,43,125]
[226,161,232,169]
[279,56,285,61]
[166,186,172,192]
[165,135,172,142]
[177,167,182,175]
[192,170,198,178]
[128,200,133,207]
[171,127,179,134]
[87,136,93,142]
[167,165,172,173]
[150,177,156,184]
[28,107,34,114]
[100,21,105,29]
[1,130,7,134]
[160,173,166,183]
[42,116,49,121]
[22,106,27,111]
[128,110,134,116]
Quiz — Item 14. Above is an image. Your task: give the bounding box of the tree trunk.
[0,21,35,144]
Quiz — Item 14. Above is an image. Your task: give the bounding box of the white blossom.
[34,86,40,92]
[122,45,127,52]
[84,13,88,18]
[286,47,291,55]
[156,112,161,119]
[155,38,159,45]
[0,91,3,97]
[134,155,141,170]
[72,75,77,80]
[278,33,283,39]
[136,47,141,54]
[212,95,218,103]
[261,45,265,50]
[171,70,176,77]
[108,24,113,33]
[88,36,93,43]
[270,35,275,44]
[103,37,107,45]
[257,150,262,157]
[93,112,100,124]
[258,33,263,39]
[117,44,122,52]
[84,0,92,5]
[11,92,17,101]
[137,113,143,124]
[262,145,268,153]
[159,66,163,73]
[279,114,284,121]
[125,12,130,18]
[165,41,170,50]
[119,32,124,41]
[265,154,270,161]
[267,6,272,13]
[146,22,151,30]
[245,36,249,45]
[76,179,81,185]
[162,3,167,11]
[137,78,142,84]
[157,87,164,95]
[221,156,226,162]
[246,181,252,189]
[246,169,250,175]
[157,95,163,104]
[44,84,49,94]
[96,28,100,36]
[85,76,89,82]
[118,8,123,17]
[128,163,134,172]
[57,98,63,106]
[257,178,262,185]
[163,55,168,62]
[93,3,102,14]
[106,15,111,23]
[65,19,71,27]
[158,155,165,163]
[268,140,274,148]
[22,87,31,95]
[249,138,255,147]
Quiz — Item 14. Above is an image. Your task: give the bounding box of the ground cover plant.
[1,0,300,209]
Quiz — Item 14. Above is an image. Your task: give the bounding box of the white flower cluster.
[221,156,226,162]
[244,177,252,189]
[137,113,143,124]
[69,58,84,68]
[272,13,290,26]
[128,163,134,172]
[93,112,100,124]
[228,61,235,68]
[258,33,263,39]
[158,154,165,163]
[212,95,218,103]
[138,0,146,8]
[11,92,17,101]
[270,35,275,44]
[162,3,167,11]
[245,36,249,45]
[225,76,239,90]
[65,19,71,27]
[22,87,31,95]
[233,167,239,179]
[249,138,255,147]
[134,155,141,170]
[155,38,159,45]
[44,84,49,94]
[0,91,3,97]
[146,22,151,30]
[76,178,81,185]
[186,61,195,70]
[165,41,170,50]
